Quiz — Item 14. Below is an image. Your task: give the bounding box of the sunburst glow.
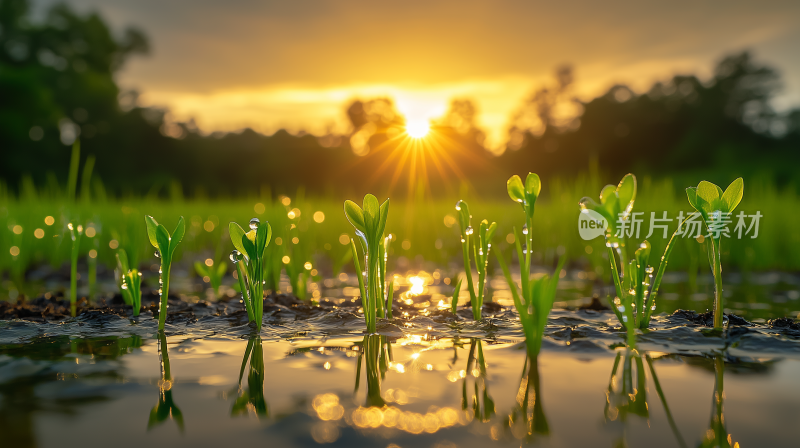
[405,120,430,138]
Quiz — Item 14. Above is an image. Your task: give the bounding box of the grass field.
[1,170,797,301]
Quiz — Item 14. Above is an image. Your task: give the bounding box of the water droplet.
[613,297,621,305]
[454,201,462,211]
[249,218,260,230]
[154,249,161,258]
[645,266,654,274]
[230,249,242,263]
[640,242,648,249]
[121,283,128,290]
[651,305,657,311]
[622,315,628,322]
[465,226,474,235]
[460,238,465,243]
[628,288,636,295]
[611,242,619,249]
[522,225,528,235]
[617,305,625,312]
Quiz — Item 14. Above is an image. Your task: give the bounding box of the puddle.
[2,268,799,446]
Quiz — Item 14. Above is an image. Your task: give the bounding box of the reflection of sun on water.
[408,276,426,295]
[405,119,430,138]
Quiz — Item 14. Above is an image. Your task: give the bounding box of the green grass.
[0,172,796,306]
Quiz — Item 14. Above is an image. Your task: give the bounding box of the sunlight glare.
[406,120,430,138]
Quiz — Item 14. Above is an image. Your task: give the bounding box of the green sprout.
[145,215,186,333]
[194,258,226,296]
[344,194,390,334]
[450,277,463,315]
[379,234,394,318]
[454,200,497,320]
[115,248,142,317]
[497,172,566,357]
[67,222,83,317]
[86,225,99,301]
[580,174,700,343]
[229,217,273,329]
[497,254,564,357]
[686,178,744,328]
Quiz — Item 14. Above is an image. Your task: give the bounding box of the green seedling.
[87,237,98,301]
[148,333,184,432]
[379,234,394,318]
[580,174,698,341]
[451,277,463,315]
[229,218,272,329]
[67,222,83,317]
[686,178,744,328]
[498,172,566,356]
[454,200,497,320]
[497,254,564,357]
[344,194,390,334]
[145,215,186,333]
[194,258,226,296]
[116,248,142,316]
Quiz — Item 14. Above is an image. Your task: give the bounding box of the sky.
[39,0,800,149]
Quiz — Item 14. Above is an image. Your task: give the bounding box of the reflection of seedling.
[194,258,226,296]
[580,174,698,342]
[229,218,272,329]
[232,336,268,418]
[461,339,495,422]
[698,355,734,448]
[497,172,565,357]
[148,333,184,432]
[353,334,391,408]
[686,178,744,329]
[115,249,142,316]
[454,200,497,320]
[344,194,390,334]
[502,354,548,441]
[145,215,186,333]
[67,222,83,316]
[604,351,687,448]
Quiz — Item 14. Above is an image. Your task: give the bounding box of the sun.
[405,119,430,138]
